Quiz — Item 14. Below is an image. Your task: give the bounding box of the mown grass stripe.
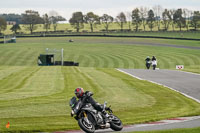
[98,53,110,68]
[121,53,144,68]
[23,50,39,66]
[110,54,130,68]
[0,49,15,65]
[90,54,101,67]
[187,55,200,65]
[0,67,41,94]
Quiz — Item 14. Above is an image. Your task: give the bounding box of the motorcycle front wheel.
[78,117,95,133]
[110,115,123,131]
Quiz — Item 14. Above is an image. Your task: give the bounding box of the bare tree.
[139,6,148,31]
[49,10,59,18]
[115,12,127,31]
[183,8,192,31]
[169,9,176,31]
[43,13,51,32]
[162,9,171,31]
[153,5,163,31]
[125,12,132,31]
[49,11,66,32]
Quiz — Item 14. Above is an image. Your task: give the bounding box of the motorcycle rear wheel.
[78,118,95,133]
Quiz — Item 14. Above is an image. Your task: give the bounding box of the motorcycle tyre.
[110,115,123,131]
[78,118,95,133]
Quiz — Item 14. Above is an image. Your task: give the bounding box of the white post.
[4,36,5,44]
[61,48,64,66]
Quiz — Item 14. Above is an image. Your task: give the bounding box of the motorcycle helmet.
[74,87,84,98]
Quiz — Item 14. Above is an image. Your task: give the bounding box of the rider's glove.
[105,107,112,112]
[105,107,110,110]
[71,110,74,117]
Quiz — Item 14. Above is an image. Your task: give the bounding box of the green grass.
[133,127,200,133]
[0,37,200,73]
[0,66,200,132]
[0,37,200,132]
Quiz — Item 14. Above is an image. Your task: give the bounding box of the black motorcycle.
[69,96,123,133]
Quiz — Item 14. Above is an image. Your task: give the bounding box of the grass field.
[0,37,200,71]
[0,37,200,132]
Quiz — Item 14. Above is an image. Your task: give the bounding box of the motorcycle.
[69,96,123,133]
[146,61,151,69]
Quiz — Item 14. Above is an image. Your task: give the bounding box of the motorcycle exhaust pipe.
[100,123,110,129]
[105,123,110,128]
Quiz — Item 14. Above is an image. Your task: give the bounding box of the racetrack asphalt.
[118,69,200,103]
[84,39,200,50]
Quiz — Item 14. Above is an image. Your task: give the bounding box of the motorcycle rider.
[73,87,111,124]
[151,56,157,70]
[74,87,110,111]
[145,56,151,69]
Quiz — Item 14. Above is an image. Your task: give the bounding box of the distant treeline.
[0,6,200,34]
[0,12,66,24]
[0,14,23,24]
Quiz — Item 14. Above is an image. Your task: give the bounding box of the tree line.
[0,10,66,34]
[0,6,200,35]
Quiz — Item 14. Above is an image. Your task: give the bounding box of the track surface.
[119,69,200,103]
[59,69,200,133]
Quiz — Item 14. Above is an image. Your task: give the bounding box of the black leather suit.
[80,91,103,111]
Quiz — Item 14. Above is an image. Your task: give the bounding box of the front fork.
[83,111,91,124]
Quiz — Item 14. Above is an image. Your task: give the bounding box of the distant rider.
[151,56,157,70]
[145,56,151,69]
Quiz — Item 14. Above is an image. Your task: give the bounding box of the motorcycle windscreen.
[73,99,82,114]
[70,96,77,108]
